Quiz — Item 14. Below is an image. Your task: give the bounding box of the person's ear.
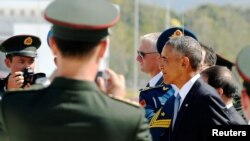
[50,36,59,56]
[216,88,224,96]
[4,58,11,68]
[98,38,109,58]
[182,56,190,69]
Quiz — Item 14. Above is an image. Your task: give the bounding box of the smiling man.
[159,35,231,141]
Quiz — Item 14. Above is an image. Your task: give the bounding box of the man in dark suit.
[0,35,42,90]
[201,65,246,124]
[199,42,244,119]
[160,34,231,141]
[236,46,250,124]
[0,0,152,141]
[141,27,198,141]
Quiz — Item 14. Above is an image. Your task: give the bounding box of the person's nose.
[136,55,142,62]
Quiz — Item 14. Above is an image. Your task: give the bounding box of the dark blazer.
[150,96,175,141]
[0,76,8,91]
[0,77,152,141]
[139,76,174,141]
[228,106,246,125]
[139,84,174,121]
[171,78,231,141]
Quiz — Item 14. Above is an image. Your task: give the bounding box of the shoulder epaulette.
[139,84,170,92]
[6,83,47,93]
[109,95,141,108]
[26,83,48,91]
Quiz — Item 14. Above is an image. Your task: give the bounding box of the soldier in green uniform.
[236,46,250,124]
[0,35,41,90]
[0,0,152,141]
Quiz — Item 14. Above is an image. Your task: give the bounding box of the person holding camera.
[0,35,42,90]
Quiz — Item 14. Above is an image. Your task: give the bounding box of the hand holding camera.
[96,69,126,99]
[22,68,46,88]
[7,71,25,90]
[7,68,47,90]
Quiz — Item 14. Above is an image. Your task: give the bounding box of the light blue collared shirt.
[148,72,163,87]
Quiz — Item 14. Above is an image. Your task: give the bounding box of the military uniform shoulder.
[6,84,47,94]
[139,84,170,92]
[27,83,48,91]
[109,95,141,108]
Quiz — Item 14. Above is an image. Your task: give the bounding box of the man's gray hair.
[165,36,202,70]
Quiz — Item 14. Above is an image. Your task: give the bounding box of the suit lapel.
[173,79,202,134]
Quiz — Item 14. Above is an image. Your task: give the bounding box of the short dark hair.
[201,65,238,98]
[6,54,14,61]
[199,42,217,67]
[54,37,100,57]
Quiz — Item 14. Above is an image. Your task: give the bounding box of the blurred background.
[0,0,250,99]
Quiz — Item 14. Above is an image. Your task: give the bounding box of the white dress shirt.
[148,72,163,87]
[176,73,200,109]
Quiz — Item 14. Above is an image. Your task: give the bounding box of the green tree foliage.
[110,0,250,92]
[185,4,250,61]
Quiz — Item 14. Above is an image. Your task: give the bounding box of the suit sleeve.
[134,108,152,141]
[206,95,231,125]
[199,94,231,141]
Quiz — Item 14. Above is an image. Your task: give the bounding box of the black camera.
[22,68,46,87]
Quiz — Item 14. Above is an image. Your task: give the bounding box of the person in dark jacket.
[201,65,246,124]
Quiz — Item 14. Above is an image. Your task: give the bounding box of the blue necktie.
[172,93,181,129]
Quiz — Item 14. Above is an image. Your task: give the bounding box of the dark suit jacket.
[0,77,152,141]
[0,76,8,91]
[228,106,246,125]
[140,76,174,141]
[171,78,231,141]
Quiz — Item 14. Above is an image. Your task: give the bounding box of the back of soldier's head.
[236,47,250,96]
[44,0,120,57]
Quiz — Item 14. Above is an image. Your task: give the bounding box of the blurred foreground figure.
[0,0,152,141]
[236,46,250,124]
